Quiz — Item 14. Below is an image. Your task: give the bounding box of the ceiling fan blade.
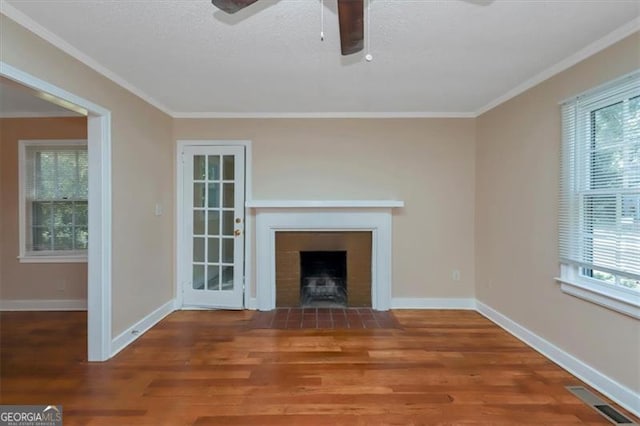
[337,0,364,55]
[211,0,259,14]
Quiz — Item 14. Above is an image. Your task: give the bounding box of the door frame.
[1,62,113,361]
[175,140,252,310]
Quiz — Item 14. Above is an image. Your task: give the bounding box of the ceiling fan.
[211,0,364,55]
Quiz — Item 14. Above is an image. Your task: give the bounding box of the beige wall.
[3,11,636,395]
[476,33,640,393]
[0,119,3,292]
[174,118,477,300]
[1,16,175,336]
[0,117,88,300]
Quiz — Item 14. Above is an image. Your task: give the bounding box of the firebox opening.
[300,251,347,308]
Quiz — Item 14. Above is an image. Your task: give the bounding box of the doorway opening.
[1,62,112,361]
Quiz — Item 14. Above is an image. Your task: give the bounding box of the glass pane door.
[183,145,245,309]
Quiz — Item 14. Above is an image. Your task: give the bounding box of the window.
[558,71,640,318]
[19,140,88,262]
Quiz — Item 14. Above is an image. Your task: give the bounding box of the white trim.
[0,64,109,115]
[0,2,173,117]
[172,111,476,119]
[0,0,472,120]
[391,297,476,309]
[18,139,86,146]
[173,298,182,311]
[111,299,175,357]
[0,111,81,118]
[244,144,254,311]
[0,61,113,362]
[175,142,184,310]
[18,255,87,263]
[18,139,88,260]
[3,2,637,120]
[175,140,253,311]
[476,17,640,116]
[559,69,640,106]
[556,69,640,318]
[0,299,87,311]
[247,297,258,310]
[254,208,394,311]
[555,277,640,320]
[476,301,640,418]
[87,113,112,361]
[247,200,405,208]
[179,306,232,311]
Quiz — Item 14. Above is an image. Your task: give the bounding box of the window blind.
[559,72,640,283]
[24,144,88,253]
[25,145,88,202]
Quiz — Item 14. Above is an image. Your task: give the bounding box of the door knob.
[234,229,241,237]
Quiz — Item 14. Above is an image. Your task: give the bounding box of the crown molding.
[1,2,174,117]
[0,111,82,118]
[3,2,472,120]
[3,2,638,120]
[172,111,477,119]
[475,17,640,116]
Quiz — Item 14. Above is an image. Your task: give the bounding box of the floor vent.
[566,386,637,425]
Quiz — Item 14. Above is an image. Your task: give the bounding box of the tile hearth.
[248,308,400,330]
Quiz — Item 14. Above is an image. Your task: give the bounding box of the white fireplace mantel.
[246,200,404,208]
[250,200,403,311]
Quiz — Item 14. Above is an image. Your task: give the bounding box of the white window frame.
[556,71,640,319]
[18,139,88,263]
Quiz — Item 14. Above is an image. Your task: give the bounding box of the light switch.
[154,203,163,216]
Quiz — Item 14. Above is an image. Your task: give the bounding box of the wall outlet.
[452,269,461,282]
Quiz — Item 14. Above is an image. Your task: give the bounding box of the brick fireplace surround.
[248,200,404,311]
[275,231,372,307]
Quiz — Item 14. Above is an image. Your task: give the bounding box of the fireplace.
[250,200,403,311]
[300,251,347,307]
[275,231,372,307]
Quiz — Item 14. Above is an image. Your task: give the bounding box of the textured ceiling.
[2,0,639,116]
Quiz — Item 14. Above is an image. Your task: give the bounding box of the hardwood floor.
[1,310,636,425]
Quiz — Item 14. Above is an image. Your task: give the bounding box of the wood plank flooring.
[1,310,637,425]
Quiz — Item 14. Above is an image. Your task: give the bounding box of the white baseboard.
[10,294,634,417]
[0,299,87,311]
[111,299,175,357]
[173,299,182,310]
[476,300,640,418]
[391,297,476,309]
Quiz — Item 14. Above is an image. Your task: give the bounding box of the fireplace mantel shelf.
[246,200,404,208]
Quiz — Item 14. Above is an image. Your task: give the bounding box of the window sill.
[18,255,88,264]
[555,277,640,320]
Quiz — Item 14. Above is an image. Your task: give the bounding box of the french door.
[181,145,245,308]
